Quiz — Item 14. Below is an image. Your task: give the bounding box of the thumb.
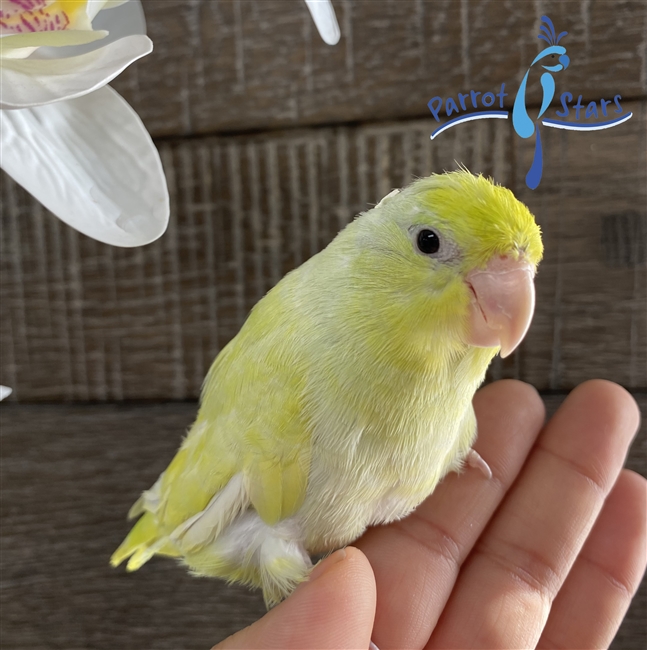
[213,546,376,650]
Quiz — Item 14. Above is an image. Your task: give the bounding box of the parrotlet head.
[340,170,543,358]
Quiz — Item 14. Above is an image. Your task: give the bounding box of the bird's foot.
[466,449,492,479]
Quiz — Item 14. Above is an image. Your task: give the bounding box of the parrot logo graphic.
[512,16,570,190]
[426,14,632,190]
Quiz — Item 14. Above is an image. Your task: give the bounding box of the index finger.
[356,380,546,649]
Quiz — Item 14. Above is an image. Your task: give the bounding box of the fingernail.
[369,642,380,650]
[309,548,347,583]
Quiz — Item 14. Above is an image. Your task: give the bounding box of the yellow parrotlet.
[111,170,543,606]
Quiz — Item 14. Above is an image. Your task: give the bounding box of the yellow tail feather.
[110,512,160,569]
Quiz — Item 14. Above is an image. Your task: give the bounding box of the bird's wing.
[113,339,312,569]
[112,274,315,570]
[158,307,312,536]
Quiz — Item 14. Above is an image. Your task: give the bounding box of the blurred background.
[1,0,645,648]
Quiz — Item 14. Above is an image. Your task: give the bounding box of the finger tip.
[583,468,647,596]
[618,468,647,492]
[301,546,376,622]
[475,380,546,435]
[479,379,544,411]
[303,546,376,647]
[607,473,646,541]
[344,545,370,565]
[221,547,377,649]
[611,470,647,524]
[343,546,378,603]
[571,380,641,439]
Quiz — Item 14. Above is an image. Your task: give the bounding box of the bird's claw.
[466,449,492,479]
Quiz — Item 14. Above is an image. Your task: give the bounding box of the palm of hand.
[215,380,646,650]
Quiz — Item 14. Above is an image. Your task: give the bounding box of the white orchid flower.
[305,0,340,45]
[0,0,169,247]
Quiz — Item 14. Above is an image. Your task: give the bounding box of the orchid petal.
[0,29,108,56]
[305,0,340,45]
[80,0,146,46]
[87,0,130,22]
[0,0,93,34]
[0,85,169,247]
[0,34,152,108]
[95,0,145,37]
[0,386,12,401]
[32,0,146,60]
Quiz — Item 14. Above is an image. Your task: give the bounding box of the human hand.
[213,380,646,649]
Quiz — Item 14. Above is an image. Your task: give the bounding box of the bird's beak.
[465,255,536,358]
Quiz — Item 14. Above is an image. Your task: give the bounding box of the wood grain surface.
[1,396,645,650]
[110,0,647,137]
[2,102,645,401]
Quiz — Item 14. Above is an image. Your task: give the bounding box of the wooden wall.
[1,1,645,648]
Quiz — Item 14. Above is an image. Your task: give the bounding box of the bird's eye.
[416,229,441,255]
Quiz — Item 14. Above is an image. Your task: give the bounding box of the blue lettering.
[482,92,495,107]
[470,90,481,109]
[573,94,585,121]
[457,93,469,112]
[600,98,611,117]
[427,97,443,121]
[446,97,460,117]
[585,102,598,119]
[613,94,623,113]
[497,83,508,108]
[556,92,572,117]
